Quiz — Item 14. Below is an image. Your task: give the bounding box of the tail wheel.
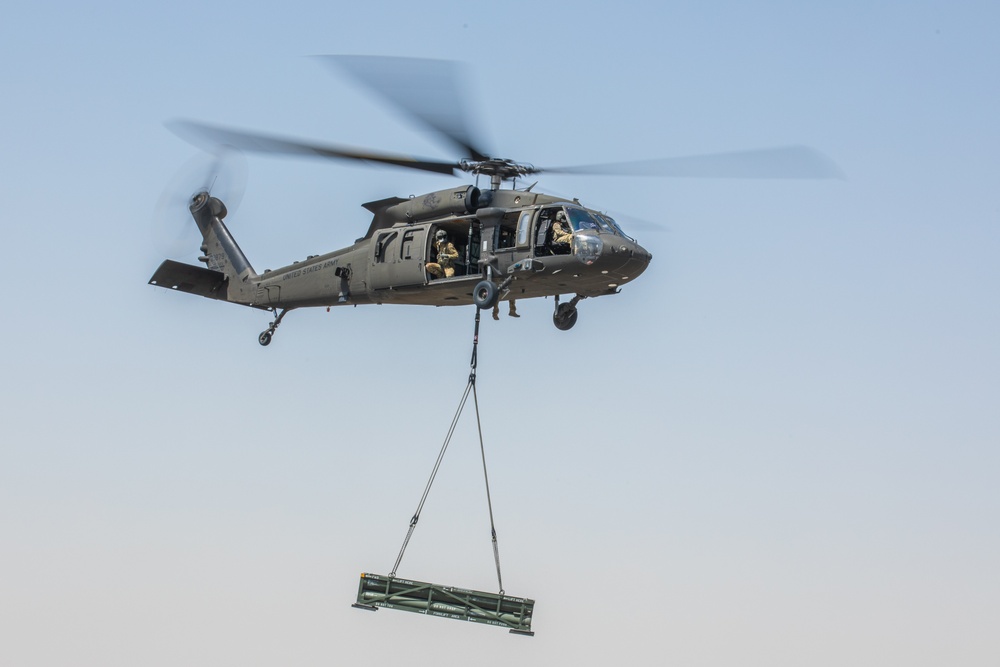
[473,280,499,310]
[553,303,578,331]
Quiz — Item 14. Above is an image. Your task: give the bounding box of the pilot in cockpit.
[552,211,573,246]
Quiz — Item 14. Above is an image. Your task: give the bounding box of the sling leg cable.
[389,308,505,594]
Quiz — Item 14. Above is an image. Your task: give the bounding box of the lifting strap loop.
[389,308,505,593]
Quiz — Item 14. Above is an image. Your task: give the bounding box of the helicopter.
[149,56,842,345]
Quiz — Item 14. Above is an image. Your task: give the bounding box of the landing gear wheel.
[553,303,578,331]
[257,308,290,347]
[473,280,499,310]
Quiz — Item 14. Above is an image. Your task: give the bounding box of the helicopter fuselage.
[152,54,839,343]
[149,186,652,339]
[250,188,652,311]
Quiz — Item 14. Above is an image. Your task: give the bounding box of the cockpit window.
[591,214,615,233]
[566,208,602,232]
[566,207,629,236]
[596,213,631,239]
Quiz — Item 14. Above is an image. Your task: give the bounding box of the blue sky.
[2,1,998,665]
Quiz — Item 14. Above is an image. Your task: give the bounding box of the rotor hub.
[458,158,536,187]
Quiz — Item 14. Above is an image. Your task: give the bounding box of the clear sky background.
[2,1,998,665]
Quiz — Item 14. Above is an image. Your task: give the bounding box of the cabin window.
[495,212,519,250]
[401,229,419,259]
[374,231,397,263]
[516,211,532,246]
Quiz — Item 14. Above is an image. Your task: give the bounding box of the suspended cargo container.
[352,573,534,635]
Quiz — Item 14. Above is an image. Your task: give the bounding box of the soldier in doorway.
[426,229,459,279]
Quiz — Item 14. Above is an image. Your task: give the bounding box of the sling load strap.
[389,309,505,594]
[472,378,504,594]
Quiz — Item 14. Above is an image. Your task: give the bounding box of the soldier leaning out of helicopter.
[426,229,459,279]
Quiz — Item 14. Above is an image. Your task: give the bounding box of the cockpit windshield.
[596,213,632,239]
[565,207,630,237]
[566,207,601,232]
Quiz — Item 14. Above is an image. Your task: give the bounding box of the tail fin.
[148,192,258,305]
[192,191,256,276]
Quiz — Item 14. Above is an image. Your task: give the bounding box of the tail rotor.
[152,146,248,257]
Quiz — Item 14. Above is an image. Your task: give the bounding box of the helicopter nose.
[598,238,652,288]
[624,243,652,275]
[629,241,652,263]
[610,238,651,265]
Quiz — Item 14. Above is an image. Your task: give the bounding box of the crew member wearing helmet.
[552,210,573,246]
[426,229,459,279]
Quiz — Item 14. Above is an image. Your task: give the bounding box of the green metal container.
[352,572,534,635]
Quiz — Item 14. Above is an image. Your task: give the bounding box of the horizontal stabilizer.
[148,260,228,300]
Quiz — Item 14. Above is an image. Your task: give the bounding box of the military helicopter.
[149,56,841,345]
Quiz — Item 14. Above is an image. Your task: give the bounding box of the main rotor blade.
[539,146,845,179]
[316,55,491,163]
[165,119,459,176]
